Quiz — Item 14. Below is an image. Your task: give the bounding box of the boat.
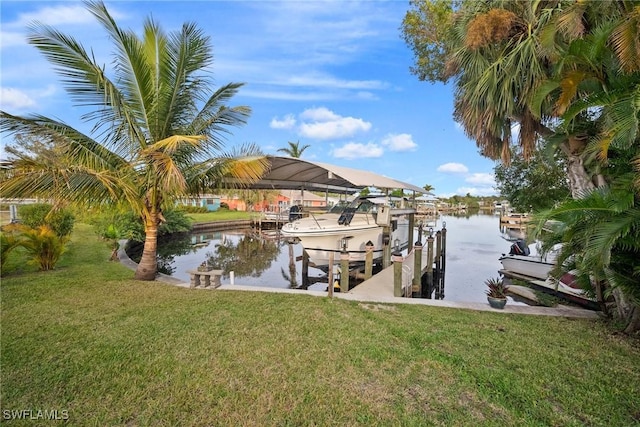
[498,239,560,280]
[280,195,413,267]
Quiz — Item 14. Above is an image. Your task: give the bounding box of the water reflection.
[127,214,530,303]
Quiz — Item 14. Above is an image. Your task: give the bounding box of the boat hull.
[499,255,555,280]
[281,213,410,267]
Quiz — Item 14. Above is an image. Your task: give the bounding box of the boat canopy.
[224,156,425,193]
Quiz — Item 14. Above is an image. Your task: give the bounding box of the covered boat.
[280,195,411,267]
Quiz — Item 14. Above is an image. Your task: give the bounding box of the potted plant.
[485,277,509,309]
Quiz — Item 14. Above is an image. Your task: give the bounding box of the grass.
[186,210,254,223]
[2,224,640,426]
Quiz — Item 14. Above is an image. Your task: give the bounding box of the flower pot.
[487,296,507,309]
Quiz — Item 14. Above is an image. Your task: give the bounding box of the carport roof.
[229,156,425,193]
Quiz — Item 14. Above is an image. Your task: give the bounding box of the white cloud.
[465,173,495,186]
[300,107,340,122]
[382,133,417,152]
[298,107,371,140]
[0,87,36,110]
[437,162,469,174]
[0,31,27,48]
[13,5,102,27]
[455,186,498,197]
[270,114,296,130]
[333,142,383,159]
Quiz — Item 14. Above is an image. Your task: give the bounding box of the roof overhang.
[225,156,425,194]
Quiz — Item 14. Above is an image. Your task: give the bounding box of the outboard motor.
[509,239,530,256]
[289,205,303,222]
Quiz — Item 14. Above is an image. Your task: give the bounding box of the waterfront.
[128,213,532,304]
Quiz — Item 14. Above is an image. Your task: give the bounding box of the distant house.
[177,194,221,211]
[253,190,328,213]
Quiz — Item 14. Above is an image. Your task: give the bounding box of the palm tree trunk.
[561,138,596,198]
[135,217,158,281]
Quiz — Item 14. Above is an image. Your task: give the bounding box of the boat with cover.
[280,195,412,267]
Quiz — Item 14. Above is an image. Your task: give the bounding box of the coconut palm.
[277,140,310,158]
[0,1,267,280]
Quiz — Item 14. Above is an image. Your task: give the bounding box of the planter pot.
[487,296,507,309]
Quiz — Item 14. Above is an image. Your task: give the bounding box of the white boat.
[498,240,560,280]
[280,196,412,267]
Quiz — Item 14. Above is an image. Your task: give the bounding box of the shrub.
[91,208,193,244]
[17,225,68,271]
[18,203,75,237]
[176,205,208,213]
[0,227,23,273]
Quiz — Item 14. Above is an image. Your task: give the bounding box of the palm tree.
[422,184,435,193]
[0,1,267,280]
[277,140,310,158]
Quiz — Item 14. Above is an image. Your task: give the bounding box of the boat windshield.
[329,198,378,214]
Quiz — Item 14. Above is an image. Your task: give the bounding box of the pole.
[425,229,434,298]
[340,250,350,293]
[440,222,447,299]
[327,251,334,298]
[364,241,374,280]
[392,252,404,297]
[435,230,442,299]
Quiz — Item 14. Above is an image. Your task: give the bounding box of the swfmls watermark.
[2,409,69,421]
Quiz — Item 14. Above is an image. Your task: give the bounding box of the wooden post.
[435,230,442,299]
[340,250,350,293]
[412,242,422,297]
[302,250,309,288]
[425,231,434,298]
[407,213,415,252]
[383,226,391,269]
[440,222,447,299]
[327,251,334,298]
[364,241,374,280]
[392,253,404,297]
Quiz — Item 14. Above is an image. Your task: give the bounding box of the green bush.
[15,224,68,271]
[176,204,208,213]
[0,227,23,273]
[18,203,75,237]
[90,208,193,243]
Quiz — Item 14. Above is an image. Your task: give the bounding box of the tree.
[494,145,570,212]
[277,140,310,158]
[422,184,435,193]
[0,1,267,280]
[402,0,640,331]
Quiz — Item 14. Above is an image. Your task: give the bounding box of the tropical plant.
[277,140,310,158]
[0,228,23,273]
[0,1,267,280]
[485,277,508,299]
[402,0,640,332]
[534,175,640,333]
[16,224,69,271]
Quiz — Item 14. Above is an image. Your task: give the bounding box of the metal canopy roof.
[229,156,425,193]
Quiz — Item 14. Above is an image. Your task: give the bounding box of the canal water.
[127,213,527,304]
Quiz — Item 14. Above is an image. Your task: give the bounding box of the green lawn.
[1,224,639,426]
[187,210,254,223]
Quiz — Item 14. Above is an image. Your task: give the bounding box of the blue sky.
[0,0,499,197]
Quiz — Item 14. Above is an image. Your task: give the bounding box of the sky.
[0,0,500,198]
